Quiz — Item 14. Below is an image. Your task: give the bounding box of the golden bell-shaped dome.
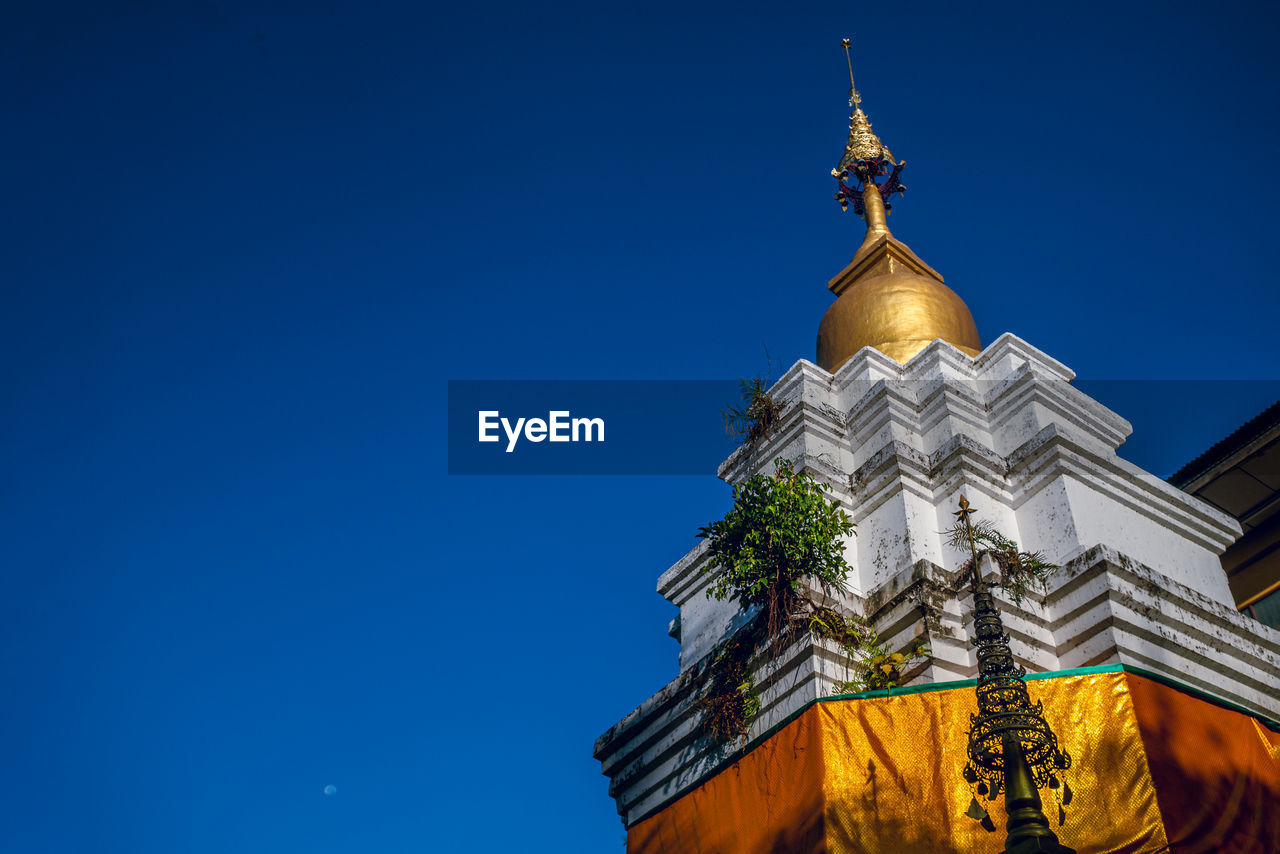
[817,183,980,371]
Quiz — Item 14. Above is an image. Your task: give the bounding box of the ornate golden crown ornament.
[832,39,906,216]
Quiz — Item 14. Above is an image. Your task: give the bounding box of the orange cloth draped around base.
[625,668,1280,853]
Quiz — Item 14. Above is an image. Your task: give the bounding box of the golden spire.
[817,40,981,370]
[836,39,895,172]
[843,38,858,105]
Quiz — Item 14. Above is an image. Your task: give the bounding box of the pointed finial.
[842,38,861,108]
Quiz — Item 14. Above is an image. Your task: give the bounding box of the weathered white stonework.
[594,334,1280,827]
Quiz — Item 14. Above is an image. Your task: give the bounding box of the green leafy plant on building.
[695,459,928,742]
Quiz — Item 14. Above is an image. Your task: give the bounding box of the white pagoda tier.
[595,334,1280,827]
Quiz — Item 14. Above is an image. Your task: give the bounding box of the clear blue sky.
[3,2,1279,852]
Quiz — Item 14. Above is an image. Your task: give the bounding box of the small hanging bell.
[1063,781,1073,805]
[980,814,997,833]
[965,796,986,820]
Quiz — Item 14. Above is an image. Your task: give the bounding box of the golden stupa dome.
[817,182,980,370]
[819,45,980,371]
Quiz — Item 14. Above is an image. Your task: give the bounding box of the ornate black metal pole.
[955,496,1076,854]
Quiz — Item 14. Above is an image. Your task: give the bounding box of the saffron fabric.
[1128,673,1280,853]
[627,703,827,853]
[626,669,1279,853]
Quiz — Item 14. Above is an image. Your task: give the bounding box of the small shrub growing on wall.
[808,605,931,695]
[698,459,854,638]
[693,460,931,742]
[721,377,786,444]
